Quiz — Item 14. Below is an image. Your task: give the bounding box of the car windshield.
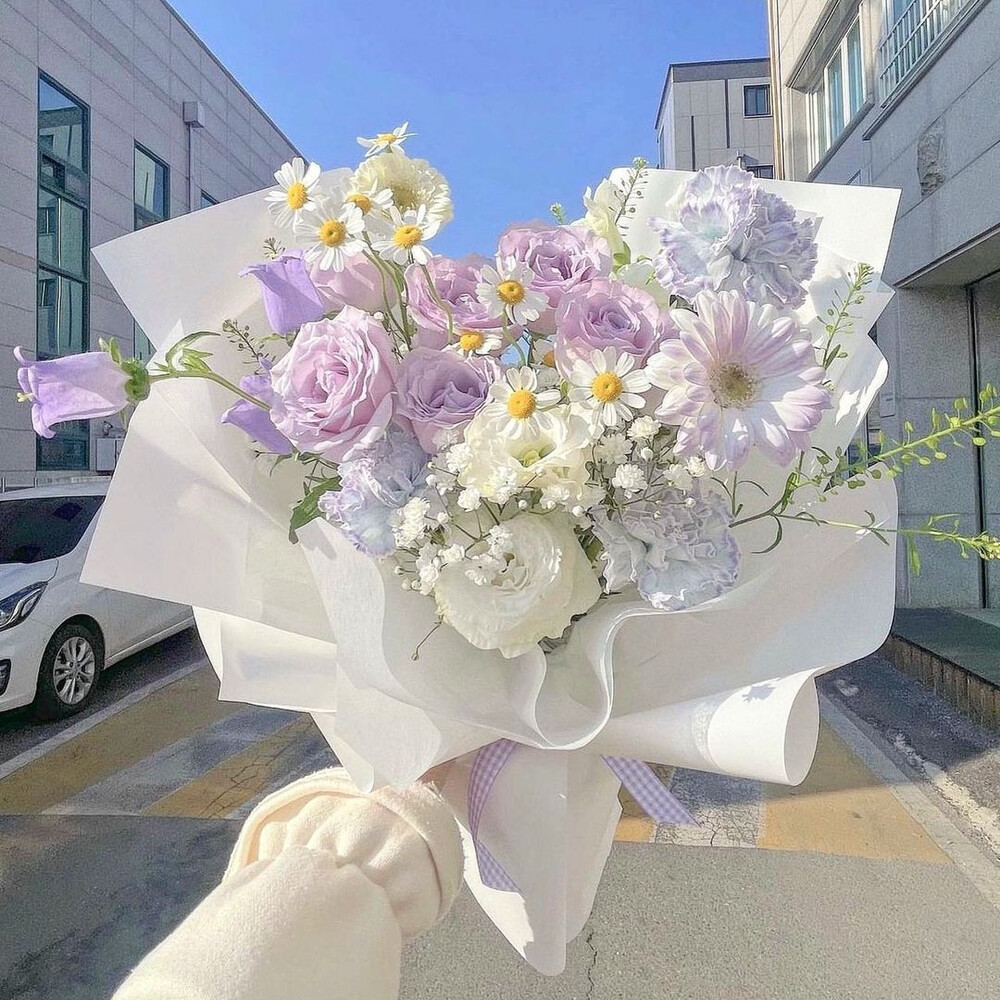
[0,495,104,564]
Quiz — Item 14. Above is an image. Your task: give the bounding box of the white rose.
[459,406,595,505]
[433,513,601,658]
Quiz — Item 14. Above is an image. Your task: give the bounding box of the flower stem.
[149,370,270,409]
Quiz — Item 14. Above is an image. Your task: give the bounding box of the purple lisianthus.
[554,277,678,375]
[496,224,611,334]
[396,347,499,452]
[220,369,292,455]
[269,306,398,462]
[592,489,740,611]
[650,165,818,309]
[240,252,326,335]
[404,255,500,349]
[309,254,396,315]
[15,347,129,438]
[320,426,428,556]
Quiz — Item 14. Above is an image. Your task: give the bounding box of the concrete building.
[768,0,1000,610]
[0,0,301,485]
[654,58,776,175]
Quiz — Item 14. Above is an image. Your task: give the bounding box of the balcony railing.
[877,0,974,102]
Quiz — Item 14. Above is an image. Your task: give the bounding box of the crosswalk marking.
[0,668,238,815]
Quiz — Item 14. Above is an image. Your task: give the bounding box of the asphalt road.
[0,641,998,1000]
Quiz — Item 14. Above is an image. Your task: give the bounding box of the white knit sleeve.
[111,768,464,1000]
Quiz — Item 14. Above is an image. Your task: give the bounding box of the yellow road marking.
[143,716,314,819]
[0,668,238,815]
[758,722,950,863]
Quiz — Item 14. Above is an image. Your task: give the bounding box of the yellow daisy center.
[591,372,623,403]
[376,132,398,145]
[346,193,372,213]
[393,224,423,249]
[286,182,308,210]
[318,219,347,247]
[459,331,485,352]
[497,280,525,305]
[507,389,537,419]
[542,349,556,368]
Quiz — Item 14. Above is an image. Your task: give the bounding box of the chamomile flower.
[477,259,548,326]
[265,157,322,228]
[294,195,365,272]
[357,121,416,157]
[372,205,439,265]
[482,366,562,440]
[568,348,651,428]
[446,330,503,358]
[342,177,394,220]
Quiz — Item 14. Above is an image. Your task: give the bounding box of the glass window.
[0,495,103,563]
[813,80,829,159]
[827,49,845,138]
[748,165,775,179]
[847,22,865,117]
[200,190,218,209]
[743,84,771,117]
[38,77,87,172]
[36,269,86,358]
[37,189,85,278]
[134,146,169,228]
[134,323,155,362]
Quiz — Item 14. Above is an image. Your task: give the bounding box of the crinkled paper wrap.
[84,168,901,974]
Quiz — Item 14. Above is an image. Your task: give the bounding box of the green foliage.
[820,262,874,370]
[289,474,341,541]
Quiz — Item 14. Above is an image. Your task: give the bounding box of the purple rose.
[269,307,398,461]
[15,347,129,438]
[221,370,292,455]
[497,224,611,334]
[404,255,500,349]
[309,254,396,315]
[554,278,678,375]
[396,347,498,452]
[240,252,326,335]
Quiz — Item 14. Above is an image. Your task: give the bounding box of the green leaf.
[289,476,341,541]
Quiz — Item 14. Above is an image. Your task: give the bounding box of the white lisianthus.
[615,260,673,308]
[582,178,625,257]
[351,151,453,226]
[433,513,601,657]
[459,405,594,504]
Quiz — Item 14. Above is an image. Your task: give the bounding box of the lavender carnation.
[651,165,818,309]
[592,489,740,611]
[320,426,428,556]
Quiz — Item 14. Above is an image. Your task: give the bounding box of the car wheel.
[31,622,104,721]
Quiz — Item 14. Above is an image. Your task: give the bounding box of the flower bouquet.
[20,125,1000,973]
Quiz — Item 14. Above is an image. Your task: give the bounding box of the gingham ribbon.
[468,740,697,892]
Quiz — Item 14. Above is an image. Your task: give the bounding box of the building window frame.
[199,190,218,209]
[133,143,170,229]
[809,16,867,166]
[746,164,775,179]
[36,73,91,471]
[743,84,772,118]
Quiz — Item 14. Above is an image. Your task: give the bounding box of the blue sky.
[171,1,768,256]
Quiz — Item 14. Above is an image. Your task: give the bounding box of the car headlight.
[0,582,47,632]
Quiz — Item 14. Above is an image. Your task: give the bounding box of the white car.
[0,481,193,720]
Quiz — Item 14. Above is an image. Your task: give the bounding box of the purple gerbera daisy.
[646,290,831,470]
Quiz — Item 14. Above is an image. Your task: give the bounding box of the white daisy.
[294,195,365,272]
[480,366,562,440]
[568,348,651,428]
[265,157,323,228]
[342,177,394,220]
[372,205,439,265]
[445,330,503,358]
[477,258,549,326]
[357,121,416,157]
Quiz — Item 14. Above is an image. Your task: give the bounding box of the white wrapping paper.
[84,169,901,973]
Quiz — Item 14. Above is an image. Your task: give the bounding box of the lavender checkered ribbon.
[468,740,697,892]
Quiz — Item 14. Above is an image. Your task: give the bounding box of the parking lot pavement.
[0,643,998,998]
